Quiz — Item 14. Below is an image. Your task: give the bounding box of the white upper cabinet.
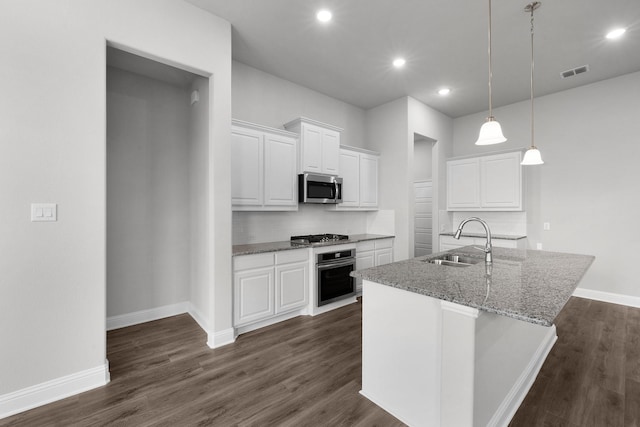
[284,117,342,175]
[264,133,297,206]
[231,119,298,211]
[447,158,480,210]
[359,152,379,208]
[480,153,522,209]
[339,149,360,207]
[447,151,523,211]
[334,146,379,211]
[231,126,263,206]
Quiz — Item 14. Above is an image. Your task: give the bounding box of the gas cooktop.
[290,234,349,245]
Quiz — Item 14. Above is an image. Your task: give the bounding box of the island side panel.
[440,301,480,427]
[473,313,557,426]
[360,280,442,426]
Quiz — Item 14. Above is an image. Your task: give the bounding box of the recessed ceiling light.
[392,58,406,68]
[606,27,626,39]
[316,10,332,23]
[438,88,451,96]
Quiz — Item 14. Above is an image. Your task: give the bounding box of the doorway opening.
[105,46,210,341]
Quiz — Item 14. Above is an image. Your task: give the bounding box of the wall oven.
[299,173,342,204]
[316,249,356,306]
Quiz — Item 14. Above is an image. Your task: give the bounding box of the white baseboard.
[188,303,209,333]
[489,325,557,427]
[234,309,306,336]
[207,328,235,349]
[359,390,413,427]
[0,362,110,420]
[573,287,640,308]
[106,302,189,331]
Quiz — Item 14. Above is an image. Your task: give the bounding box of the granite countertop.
[233,234,394,256]
[352,246,594,326]
[440,232,527,240]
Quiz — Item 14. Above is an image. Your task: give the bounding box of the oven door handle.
[317,259,355,269]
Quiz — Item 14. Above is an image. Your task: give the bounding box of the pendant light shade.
[475,117,507,145]
[475,0,507,146]
[521,146,543,165]
[521,1,544,165]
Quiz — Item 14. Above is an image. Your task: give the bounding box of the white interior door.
[414,180,433,256]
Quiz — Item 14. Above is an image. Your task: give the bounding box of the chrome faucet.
[454,217,493,264]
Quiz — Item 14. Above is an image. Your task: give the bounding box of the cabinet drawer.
[375,239,393,250]
[357,240,376,252]
[275,249,309,265]
[234,253,274,271]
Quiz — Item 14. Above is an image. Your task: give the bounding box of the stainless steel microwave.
[298,173,342,204]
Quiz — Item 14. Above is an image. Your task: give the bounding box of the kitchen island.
[353,246,594,427]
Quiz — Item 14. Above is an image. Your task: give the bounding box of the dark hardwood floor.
[2,296,639,426]
[1,300,403,426]
[510,297,640,427]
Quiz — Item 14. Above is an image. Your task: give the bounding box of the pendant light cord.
[530,4,535,148]
[488,0,494,118]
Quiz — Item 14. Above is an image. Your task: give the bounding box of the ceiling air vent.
[560,64,590,79]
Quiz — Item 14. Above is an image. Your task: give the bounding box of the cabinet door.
[480,152,522,210]
[447,158,480,210]
[264,133,297,207]
[375,248,393,266]
[356,250,375,291]
[231,127,263,206]
[339,150,360,207]
[321,128,340,174]
[275,261,309,313]
[359,153,379,208]
[301,123,323,173]
[234,267,274,326]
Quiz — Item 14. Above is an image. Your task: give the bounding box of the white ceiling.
[186,0,640,118]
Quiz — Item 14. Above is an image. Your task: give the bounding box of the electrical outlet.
[31,203,57,222]
[536,243,543,250]
[543,222,550,230]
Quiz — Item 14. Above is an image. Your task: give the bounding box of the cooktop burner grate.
[290,234,349,244]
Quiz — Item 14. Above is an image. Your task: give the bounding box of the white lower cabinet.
[234,249,309,328]
[234,267,275,326]
[439,235,527,251]
[275,260,308,314]
[355,238,394,292]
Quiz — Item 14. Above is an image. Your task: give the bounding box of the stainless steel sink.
[424,254,482,267]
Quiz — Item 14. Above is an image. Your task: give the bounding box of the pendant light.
[475,0,507,145]
[521,2,544,165]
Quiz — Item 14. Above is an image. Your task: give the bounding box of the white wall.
[408,97,454,258]
[231,61,373,244]
[413,137,433,182]
[107,66,190,317]
[452,71,640,298]
[366,98,410,258]
[232,61,366,148]
[189,77,210,327]
[233,205,368,244]
[0,0,231,412]
[366,97,453,261]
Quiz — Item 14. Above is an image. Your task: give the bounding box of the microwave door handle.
[334,181,339,199]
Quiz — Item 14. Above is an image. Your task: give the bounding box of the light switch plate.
[31,203,57,222]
